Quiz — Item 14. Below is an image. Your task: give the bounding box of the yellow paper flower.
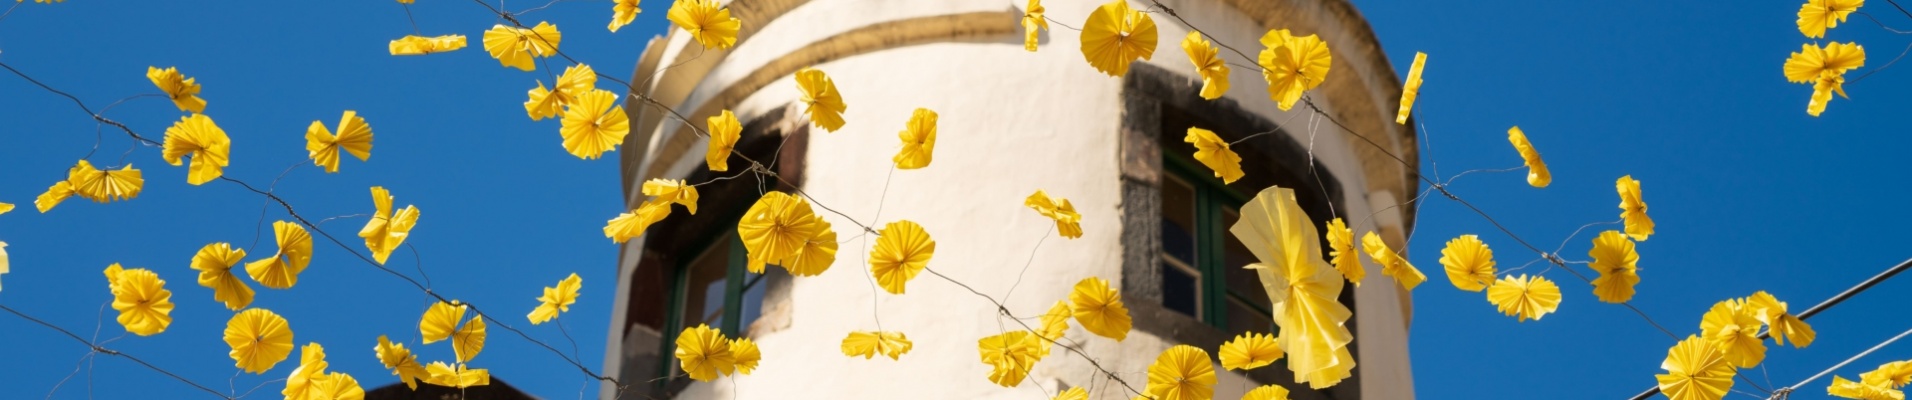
[871,220,936,294]
[1182,32,1231,100]
[419,300,468,344]
[246,221,313,289]
[388,34,467,55]
[1079,0,1157,77]
[191,242,253,310]
[1361,231,1425,290]
[106,265,173,336]
[609,0,642,32]
[1616,175,1655,241]
[560,89,631,160]
[66,160,143,203]
[1025,190,1084,239]
[1783,42,1864,116]
[160,113,231,185]
[977,330,1042,387]
[1021,0,1046,52]
[796,67,848,132]
[146,66,207,113]
[674,324,736,381]
[738,192,823,265]
[842,330,913,360]
[604,199,675,244]
[1506,126,1550,188]
[224,308,294,374]
[1053,387,1087,400]
[1394,51,1428,125]
[374,335,430,390]
[1438,234,1495,292]
[1829,374,1905,400]
[1656,335,1737,400]
[1324,218,1363,286]
[481,22,562,71]
[527,272,582,325]
[309,372,364,400]
[1809,73,1849,117]
[1069,276,1131,341]
[1036,300,1072,342]
[359,186,420,265]
[525,64,598,121]
[306,110,375,174]
[1259,29,1332,111]
[1700,300,1767,368]
[642,178,699,214]
[424,361,491,388]
[1743,291,1815,348]
[284,343,330,400]
[1486,274,1561,322]
[782,222,838,276]
[1587,230,1640,303]
[453,316,487,363]
[1230,186,1355,388]
[894,108,938,170]
[1185,127,1244,183]
[1798,0,1864,38]
[1219,332,1282,371]
[0,202,11,215]
[730,337,761,374]
[1244,385,1292,400]
[668,0,741,50]
[1145,345,1216,400]
[706,109,741,171]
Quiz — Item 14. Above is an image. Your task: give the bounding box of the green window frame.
[1162,151,1275,334]
[653,211,771,393]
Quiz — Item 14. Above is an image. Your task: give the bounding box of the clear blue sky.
[0,1,1908,399]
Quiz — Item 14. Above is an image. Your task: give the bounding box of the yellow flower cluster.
[672,324,760,381]
[739,191,839,277]
[1657,291,1816,400]
[1785,0,1868,116]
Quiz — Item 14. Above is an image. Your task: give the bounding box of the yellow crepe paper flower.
[1069,276,1132,341]
[1783,42,1864,117]
[191,242,253,310]
[1025,190,1084,239]
[1079,0,1157,77]
[796,67,848,132]
[1743,291,1815,348]
[894,108,938,170]
[374,335,430,390]
[359,186,420,265]
[1145,345,1216,400]
[284,343,330,400]
[605,199,675,244]
[63,160,144,204]
[35,178,74,212]
[453,315,487,364]
[1486,274,1561,322]
[1323,218,1363,286]
[1361,231,1425,290]
[1656,335,1737,400]
[1506,126,1550,188]
[146,66,207,113]
[1259,29,1332,111]
[1616,175,1655,241]
[1829,360,1912,399]
[706,110,741,171]
[481,22,562,71]
[738,192,823,266]
[306,110,375,174]
[1700,299,1767,368]
[674,324,736,381]
[1053,387,1087,400]
[106,265,174,336]
[1037,300,1072,341]
[388,34,467,55]
[309,371,364,400]
[419,300,468,344]
[977,330,1043,387]
[609,0,642,32]
[782,222,838,276]
[1809,74,1849,117]
[1396,52,1427,124]
[871,220,935,294]
[246,221,312,289]
[160,113,231,185]
[1182,32,1230,100]
[1021,0,1046,52]
[1185,127,1244,183]
[668,0,741,50]
[527,272,582,325]
[730,337,761,374]
[1245,385,1294,400]
[224,308,294,374]
[643,179,700,214]
[1798,0,1864,38]
[1587,230,1640,303]
[525,64,597,121]
[842,330,913,360]
[1219,332,1282,371]
[560,89,631,159]
[1230,186,1355,388]
[1439,234,1496,292]
[424,361,492,388]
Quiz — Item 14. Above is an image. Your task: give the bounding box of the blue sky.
[0,1,1908,399]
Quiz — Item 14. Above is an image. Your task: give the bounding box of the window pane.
[678,236,731,334]
[1161,175,1198,264]
[1161,257,1201,317]
[738,272,768,335]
